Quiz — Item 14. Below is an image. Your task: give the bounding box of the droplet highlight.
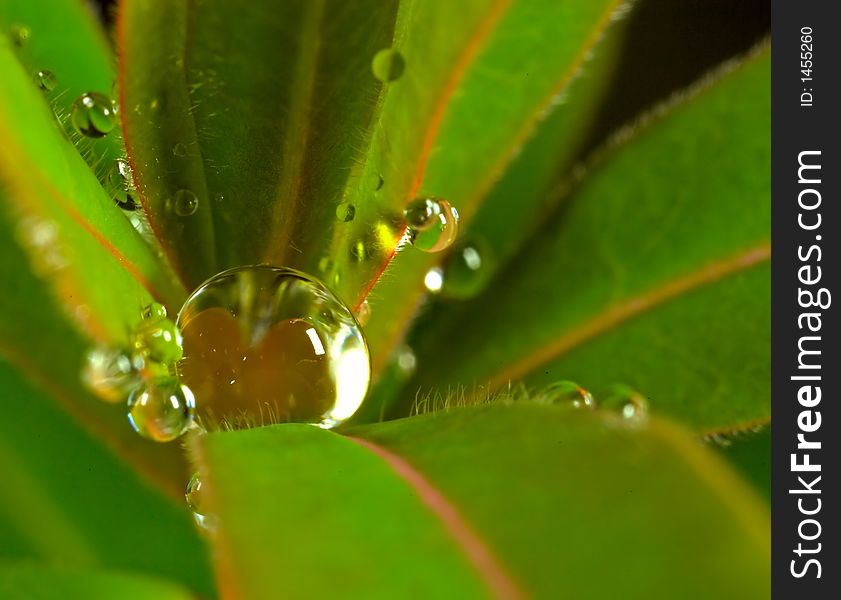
[372,48,405,82]
[177,266,371,430]
[9,24,30,48]
[33,70,56,92]
[404,198,459,253]
[602,384,648,421]
[71,92,118,138]
[127,377,195,442]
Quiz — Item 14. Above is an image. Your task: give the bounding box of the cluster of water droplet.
[83,302,195,442]
[536,380,649,422]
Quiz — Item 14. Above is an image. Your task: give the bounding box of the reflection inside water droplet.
[71,92,117,138]
[176,266,370,430]
[127,377,195,442]
[106,159,138,211]
[185,473,216,533]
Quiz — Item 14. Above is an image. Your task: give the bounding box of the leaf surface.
[398,47,771,431]
[193,404,769,599]
[0,563,192,600]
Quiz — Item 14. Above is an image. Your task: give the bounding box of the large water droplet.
[33,70,56,92]
[439,239,495,299]
[177,266,370,430]
[133,315,183,364]
[602,384,648,421]
[127,377,195,442]
[404,198,459,253]
[172,189,199,216]
[538,381,595,410]
[82,346,140,403]
[185,473,215,532]
[106,159,138,211]
[372,48,405,82]
[336,202,356,222]
[71,92,118,138]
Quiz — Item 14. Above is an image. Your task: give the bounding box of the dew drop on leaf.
[404,198,459,253]
[371,48,405,82]
[171,189,199,216]
[106,159,139,211]
[82,346,140,403]
[439,238,495,299]
[185,473,216,533]
[33,69,56,92]
[172,142,187,157]
[176,266,370,430]
[602,384,649,422]
[9,24,30,48]
[127,377,195,442]
[142,301,168,320]
[336,202,356,222]
[70,92,118,138]
[538,381,595,410]
[371,173,384,191]
[133,315,184,364]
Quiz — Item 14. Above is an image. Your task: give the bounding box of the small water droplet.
[372,48,405,82]
[82,346,140,403]
[106,159,138,211]
[336,202,356,222]
[396,345,417,378]
[142,301,168,320]
[371,173,384,191]
[602,384,648,421]
[172,142,187,157]
[439,238,495,299]
[538,381,595,410]
[185,473,216,532]
[404,198,459,253]
[127,377,195,442]
[172,189,199,216]
[133,317,183,364]
[423,266,444,293]
[33,70,56,92]
[355,300,371,326]
[9,24,30,48]
[177,266,370,430]
[71,92,118,138]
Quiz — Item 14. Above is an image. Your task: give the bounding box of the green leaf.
[0,563,192,600]
[192,404,769,599]
[0,362,214,597]
[398,46,770,432]
[712,426,771,500]
[0,43,185,344]
[0,0,124,181]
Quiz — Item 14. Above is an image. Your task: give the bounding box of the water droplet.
[371,173,384,191]
[602,384,648,421]
[177,266,370,430]
[423,266,444,293]
[355,300,371,326]
[538,381,595,410]
[172,142,187,157]
[185,473,216,532]
[395,345,417,378]
[9,24,30,48]
[33,70,56,92]
[172,189,199,216]
[133,317,183,364]
[127,377,195,442]
[404,198,459,253]
[71,92,118,138]
[82,346,140,403]
[142,301,168,320]
[336,202,356,222]
[106,159,138,211]
[439,238,495,299]
[372,48,405,82]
